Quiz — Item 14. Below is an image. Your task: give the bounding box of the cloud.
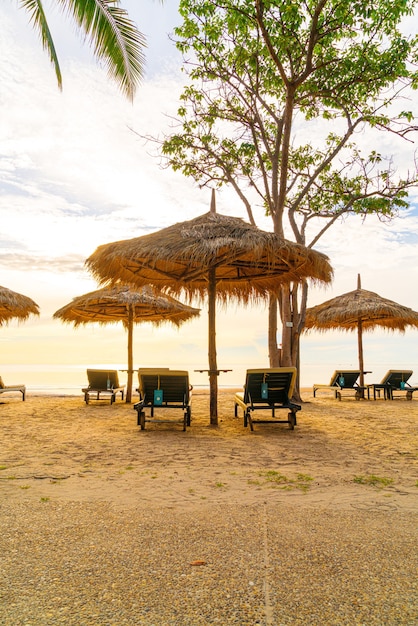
[1,1,417,388]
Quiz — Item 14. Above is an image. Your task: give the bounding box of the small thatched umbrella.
[304,274,418,389]
[0,285,39,325]
[86,192,333,424]
[53,284,200,402]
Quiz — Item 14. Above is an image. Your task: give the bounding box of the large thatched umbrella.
[86,193,333,424]
[304,274,418,389]
[0,285,39,325]
[53,284,200,402]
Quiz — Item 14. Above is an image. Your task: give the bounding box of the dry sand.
[0,388,417,625]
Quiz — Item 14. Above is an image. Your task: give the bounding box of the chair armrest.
[234,393,246,411]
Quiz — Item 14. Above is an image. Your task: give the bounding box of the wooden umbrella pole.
[358,316,365,392]
[208,266,218,425]
[126,307,134,403]
[356,274,365,395]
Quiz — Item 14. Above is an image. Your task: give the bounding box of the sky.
[0,0,418,391]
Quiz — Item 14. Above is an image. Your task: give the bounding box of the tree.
[158,0,418,398]
[18,0,146,99]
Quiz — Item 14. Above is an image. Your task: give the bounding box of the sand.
[0,388,417,625]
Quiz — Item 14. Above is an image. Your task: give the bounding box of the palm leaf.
[56,0,146,99]
[19,0,62,89]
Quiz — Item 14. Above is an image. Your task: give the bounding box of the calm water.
[2,363,396,396]
[0,364,227,396]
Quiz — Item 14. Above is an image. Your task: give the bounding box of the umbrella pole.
[126,307,134,403]
[358,317,365,393]
[208,267,218,426]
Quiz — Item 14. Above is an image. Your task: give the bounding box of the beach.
[0,388,417,625]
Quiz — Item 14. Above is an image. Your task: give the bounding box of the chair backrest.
[380,370,413,388]
[137,367,170,383]
[329,370,360,388]
[87,369,120,389]
[139,370,190,404]
[243,368,296,404]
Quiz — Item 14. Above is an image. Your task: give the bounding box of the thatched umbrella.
[0,285,39,325]
[304,274,418,389]
[86,193,333,424]
[53,284,200,402]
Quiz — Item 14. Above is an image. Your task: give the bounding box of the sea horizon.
[2,362,416,397]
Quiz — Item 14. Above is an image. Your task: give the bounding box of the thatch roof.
[86,211,333,302]
[53,285,200,328]
[0,285,40,325]
[304,287,418,333]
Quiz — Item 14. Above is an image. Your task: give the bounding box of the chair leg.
[288,412,296,430]
[248,413,254,432]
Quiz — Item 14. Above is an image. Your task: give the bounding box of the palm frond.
[19,0,62,89]
[57,0,146,100]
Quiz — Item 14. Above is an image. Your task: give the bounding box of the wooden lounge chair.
[367,370,417,400]
[82,369,125,404]
[134,370,192,431]
[313,370,367,401]
[0,376,26,401]
[234,368,300,431]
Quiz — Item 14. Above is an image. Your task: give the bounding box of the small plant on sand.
[0,465,8,471]
[19,485,30,490]
[254,470,314,493]
[40,497,50,502]
[354,474,393,488]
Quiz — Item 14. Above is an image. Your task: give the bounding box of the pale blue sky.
[0,0,417,390]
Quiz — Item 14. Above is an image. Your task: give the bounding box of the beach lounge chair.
[82,369,125,404]
[313,370,367,401]
[134,370,192,431]
[234,368,300,431]
[0,376,26,401]
[367,370,417,400]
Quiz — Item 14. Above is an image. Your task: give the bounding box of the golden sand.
[0,390,417,625]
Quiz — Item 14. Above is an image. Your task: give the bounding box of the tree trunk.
[279,284,293,366]
[268,296,281,367]
[271,282,307,402]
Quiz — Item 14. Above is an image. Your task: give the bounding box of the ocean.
[0,364,230,396]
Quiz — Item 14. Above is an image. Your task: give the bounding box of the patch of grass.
[297,473,314,483]
[262,470,289,483]
[214,482,226,488]
[40,497,50,502]
[353,474,394,488]
[0,465,8,471]
[19,485,30,490]
[254,470,314,493]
